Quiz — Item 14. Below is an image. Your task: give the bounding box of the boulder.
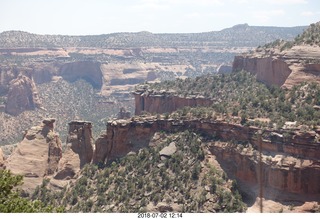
[159,142,177,157]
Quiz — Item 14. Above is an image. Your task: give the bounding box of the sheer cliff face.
[133,90,213,115]
[5,74,41,115]
[232,56,292,87]
[4,119,62,193]
[59,61,103,89]
[232,45,320,88]
[93,119,155,163]
[211,141,320,196]
[94,117,320,196]
[54,121,94,180]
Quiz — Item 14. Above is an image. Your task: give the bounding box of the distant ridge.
[0,24,307,48]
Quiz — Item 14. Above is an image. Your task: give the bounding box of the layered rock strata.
[4,118,62,193]
[133,89,213,115]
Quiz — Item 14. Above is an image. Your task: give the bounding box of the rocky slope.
[34,130,247,213]
[4,118,62,194]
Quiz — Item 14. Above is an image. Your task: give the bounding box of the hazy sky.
[0,0,319,35]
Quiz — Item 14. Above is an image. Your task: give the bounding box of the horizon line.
[0,23,310,37]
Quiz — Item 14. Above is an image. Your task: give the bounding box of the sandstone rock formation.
[93,119,154,163]
[59,61,103,89]
[232,56,292,86]
[232,45,320,88]
[5,74,41,115]
[210,141,320,196]
[133,88,213,115]
[4,118,62,193]
[55,121,94,180]
[93,116,320,196]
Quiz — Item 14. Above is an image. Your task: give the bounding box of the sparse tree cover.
[146,71,320,130]
[0,170,63,212]
[261,21,320,51]
[32,131,247,213]
[293,22,320,46]
[0,25,304,48]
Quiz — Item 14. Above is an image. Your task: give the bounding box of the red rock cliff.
[93,117,320,196]
[232,56,292,87]
[133,89,213,115]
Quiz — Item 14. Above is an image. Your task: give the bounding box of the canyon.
[1,24,320,212]
[0,24,305,116]
[0,24,308,148]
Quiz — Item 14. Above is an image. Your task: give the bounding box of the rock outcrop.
[4,118,62,193]
[5,74,41,115]
[210,141,320,197]
[232,45,320,88]
[55,121,94,180]
[133,89,213,115]
[59,61,103,89]
[93,119,154,163]
[93,117,320,196]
